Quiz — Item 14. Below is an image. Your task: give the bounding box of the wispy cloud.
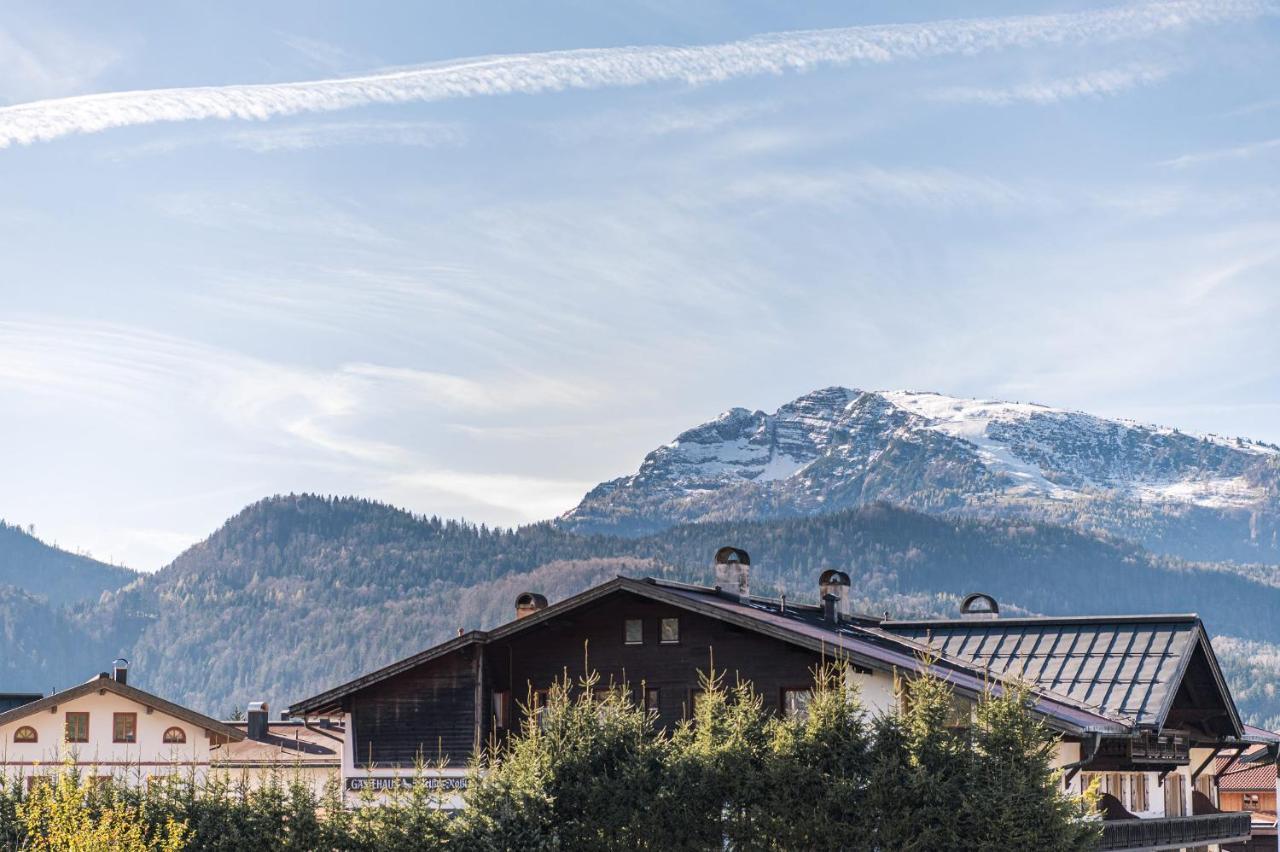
[0,22,120,104]
[1160,136,1280,168]
[0,318,597,520]
[97,119,465,160]
[936,64,1171,106]
[722,166,1027,210]
[0,0,1271,148]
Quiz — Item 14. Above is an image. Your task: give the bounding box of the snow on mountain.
[560,387,1280,563]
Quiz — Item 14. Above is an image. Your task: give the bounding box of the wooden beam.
[473,647,485,756]
[1214,746,1247,786]
[1192,747,1221,782]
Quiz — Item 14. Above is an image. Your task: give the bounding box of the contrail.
[0,0,1271,149]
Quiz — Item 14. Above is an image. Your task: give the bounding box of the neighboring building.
[1217,748,1280,852]
[0,660,244,787]
[218,701,343,796]
[290,546,1280,849]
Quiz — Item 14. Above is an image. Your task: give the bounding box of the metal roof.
[653,583,1131,734]
[289,574,1244,742]
[879,617,1199,729]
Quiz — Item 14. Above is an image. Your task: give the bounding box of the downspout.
[1061,733,1102,790]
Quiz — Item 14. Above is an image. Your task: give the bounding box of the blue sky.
[1,0,1278,570]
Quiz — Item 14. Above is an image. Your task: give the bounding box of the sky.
[1,0,1278,571]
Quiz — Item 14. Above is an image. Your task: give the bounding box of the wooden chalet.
[290,546,1280,850]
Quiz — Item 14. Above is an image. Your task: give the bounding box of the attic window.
[624,619,643,645]
[13,726,36,743]
[163,727,186,744]
[660,618,680,644]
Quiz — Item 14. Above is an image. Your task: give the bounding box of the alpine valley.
[3,388,1279,727]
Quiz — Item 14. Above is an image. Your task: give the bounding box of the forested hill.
[0,521,135,607]
[78,495,1280,723]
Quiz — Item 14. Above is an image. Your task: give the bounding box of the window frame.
[623,618,644,645]
[491,691,510,730]
[780,686,813,720]
[687,687,705,718]
[162,726,187,745]
[659,617,680,644]
[13,726,37,744]
[112,712,138,744]
[65,711,90,744]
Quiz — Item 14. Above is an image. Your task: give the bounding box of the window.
[645,688,660,715]
[162,727,186,744]
[1243,793,1261,811]
[687,688,705,718]
[660,617,680,644]
[782,688,812,720]
[1129,773,1149,812]
[624,618,643,645]
[13,726,37,743]
[491,692,510,729]
[65,712,89,743]
[113,713,137,744]
[531,689,550,729]
[1079,772,1149,811]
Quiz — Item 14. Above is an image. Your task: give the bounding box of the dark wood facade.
[341,589,856,768]
[350,644,480,767]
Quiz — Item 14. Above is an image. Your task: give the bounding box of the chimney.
[112,658,129,686]
[818,570,852,622]
[515,592,548,620]
[247,701,269,740]
[960,593,999,620]
[713,547,751,603]
[822,593,839,623]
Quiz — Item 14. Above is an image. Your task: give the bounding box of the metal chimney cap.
[515,592,548,609]
[247,701,269,713]
[960,593,999,618]
[714,546,750,566]
[819,569,851,586]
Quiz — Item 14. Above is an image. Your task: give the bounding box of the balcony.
[1098,811,1252,851]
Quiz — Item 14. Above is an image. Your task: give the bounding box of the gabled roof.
[880,614,1244,738]
[1214,748,1278,791]
[290,577,1126,734]
[0,674,244,742]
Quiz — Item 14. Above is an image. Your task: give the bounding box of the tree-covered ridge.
[69,495,1280,721]
[0,520,135,608]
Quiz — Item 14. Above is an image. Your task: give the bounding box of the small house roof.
[880,615,1240,734]
[219,720,343,767]
[0,674,244,742]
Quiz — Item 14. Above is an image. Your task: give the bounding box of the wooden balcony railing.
[1098,811,1252,851]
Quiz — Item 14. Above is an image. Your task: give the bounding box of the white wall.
[0,689,216,783]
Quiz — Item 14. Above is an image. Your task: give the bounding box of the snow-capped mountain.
[561,387,1280,563]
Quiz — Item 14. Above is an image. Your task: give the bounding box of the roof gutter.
[1060,733,1102,790]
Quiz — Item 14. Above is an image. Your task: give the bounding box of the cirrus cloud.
[0,0,1273,149]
